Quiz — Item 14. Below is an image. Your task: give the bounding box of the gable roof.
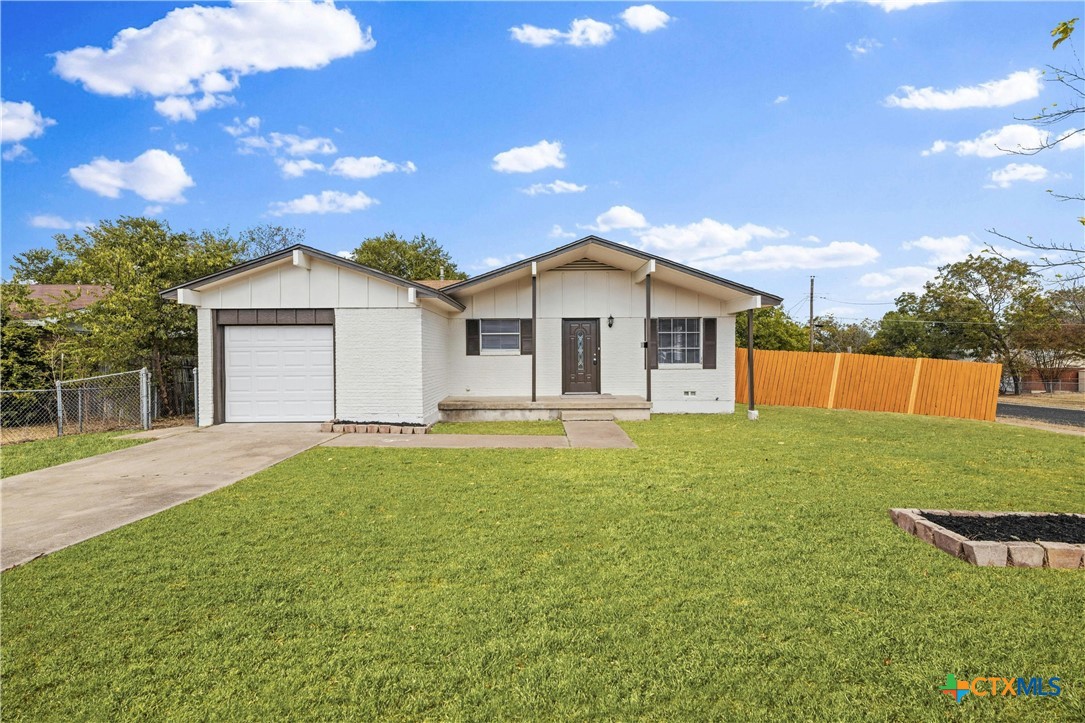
[159,244,466,311]
[7,284,111,320]
[444,235,783,306]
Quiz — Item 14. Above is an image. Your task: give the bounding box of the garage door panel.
[225,325,334,422]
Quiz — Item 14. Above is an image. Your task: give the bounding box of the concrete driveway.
[1,424,339,571]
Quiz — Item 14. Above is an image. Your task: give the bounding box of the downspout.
[645,272,652,402]
[746,307,757,420]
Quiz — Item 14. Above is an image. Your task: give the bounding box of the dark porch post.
[645,273,652,402]
[531,274,537,402]
[746,307,757,420]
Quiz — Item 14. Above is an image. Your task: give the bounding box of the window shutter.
[702,318,717,369]
[520,319,533,355]
[648,318,659,369]
[466,319,480,356]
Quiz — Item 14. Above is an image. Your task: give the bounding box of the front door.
[562,318,600,394]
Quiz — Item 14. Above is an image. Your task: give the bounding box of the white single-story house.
[161,236,781,426]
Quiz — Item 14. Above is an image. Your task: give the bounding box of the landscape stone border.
[320,422,430,435]
[889,509,1085,568]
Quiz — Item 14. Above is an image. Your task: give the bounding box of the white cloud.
[238,131,337,157]
[885,69,1042,110]
[637,219,789,258]
[923,124,1049,157]
[143,205,164,216]
[621,5,671,33]
[901,234,976,265]
[492,140,566,173]
[54,1,374,121]
[988,162,1048,188]
[1057,129,1085,151]
[847,37,882,57]
[224,116,260,137]
[2,99,57,144]
[268,190,378,216]
[591,205,649,232]
[277,158,326,178]
[695,241,880,272]
[510,18,615,47]
[336,250,353,259]
[68,149,194,203]
[550,224,577,239]
[474,253,528,271]
[2,143,30,161]
[774,95,789,105]
[29,214,94,230]
[522,179,587,196]
[858,266,937,300]
[815,0,943,12]
[330,156,416,179]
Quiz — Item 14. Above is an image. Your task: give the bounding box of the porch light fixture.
[607,315,614,328]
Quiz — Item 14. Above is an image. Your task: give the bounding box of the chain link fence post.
[55,380,64,437]
[140,367,151,430]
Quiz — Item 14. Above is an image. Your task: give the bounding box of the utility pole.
[809,276,815,352]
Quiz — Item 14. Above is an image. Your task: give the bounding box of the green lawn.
[2,408,1082,720]
[430,420,566,435]
[0,431,145,478]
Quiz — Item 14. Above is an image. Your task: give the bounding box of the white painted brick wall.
[421,309,449,425]
[446,318,533,395]
[196,307,214,426]
[335,308,425,424]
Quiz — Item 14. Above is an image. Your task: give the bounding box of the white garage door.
[225,325,334,422]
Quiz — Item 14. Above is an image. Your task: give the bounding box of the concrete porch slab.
[321,434,570,448]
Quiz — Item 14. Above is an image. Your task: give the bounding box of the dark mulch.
[924,513,1085,544]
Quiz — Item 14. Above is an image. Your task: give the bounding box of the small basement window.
[480,319,520,351]
[658,317,701,364]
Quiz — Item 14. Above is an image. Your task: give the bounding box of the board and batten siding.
[447,269,738,411]
[193,258,415,309]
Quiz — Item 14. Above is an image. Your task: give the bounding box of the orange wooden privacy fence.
[735,349,1002,421]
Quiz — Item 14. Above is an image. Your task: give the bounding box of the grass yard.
[429,420,566,435]
[2,408,1082,720]
[0,431,146,478]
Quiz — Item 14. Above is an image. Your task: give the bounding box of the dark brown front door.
[562,318,600,394]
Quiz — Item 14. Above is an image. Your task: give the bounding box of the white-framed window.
[480,318,520,351]
[658,317,701,364]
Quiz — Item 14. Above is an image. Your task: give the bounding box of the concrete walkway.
[322,420,637,449]
[1,423,339,570]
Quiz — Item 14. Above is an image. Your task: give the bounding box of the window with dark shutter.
[466,319,480,356]
[520,319,533,355]
[702,318,717,369]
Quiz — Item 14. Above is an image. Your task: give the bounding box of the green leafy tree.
[349,232,467,281]
[9,247,74,283]
[735,306,808,350]
[44,217,243,413]
[865,292,962,359]
[812,315,876,354]
[1015,291,1085,391]
[0,291,52,390]
[239,224,305,260]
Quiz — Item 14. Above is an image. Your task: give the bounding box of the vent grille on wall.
[550,257,623,272]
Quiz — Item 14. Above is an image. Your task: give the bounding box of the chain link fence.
[1,369,151,445]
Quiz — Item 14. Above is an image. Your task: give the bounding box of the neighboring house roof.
[7,284,111,320]
[443,235,783,306]
[159,245,466,312]
[416,279,461,290]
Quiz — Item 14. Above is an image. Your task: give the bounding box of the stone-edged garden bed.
[889,508,1085,568]
[320,421,430,435]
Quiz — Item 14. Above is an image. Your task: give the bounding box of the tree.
[921,255,1044,394]
[865,292,967,359]
[987,17,1083,282]
[0,293,52,390]
[39,217,243,413]
[1015,292,1085,391]
[735,306,808,350]
[349,232,467,280]
[812,315,876,353]
[9,247,74,283]
[239,224,305,260]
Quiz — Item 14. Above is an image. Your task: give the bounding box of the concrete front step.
[560,411,615,421]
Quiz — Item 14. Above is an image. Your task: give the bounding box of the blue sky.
[2,1,1082,321]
